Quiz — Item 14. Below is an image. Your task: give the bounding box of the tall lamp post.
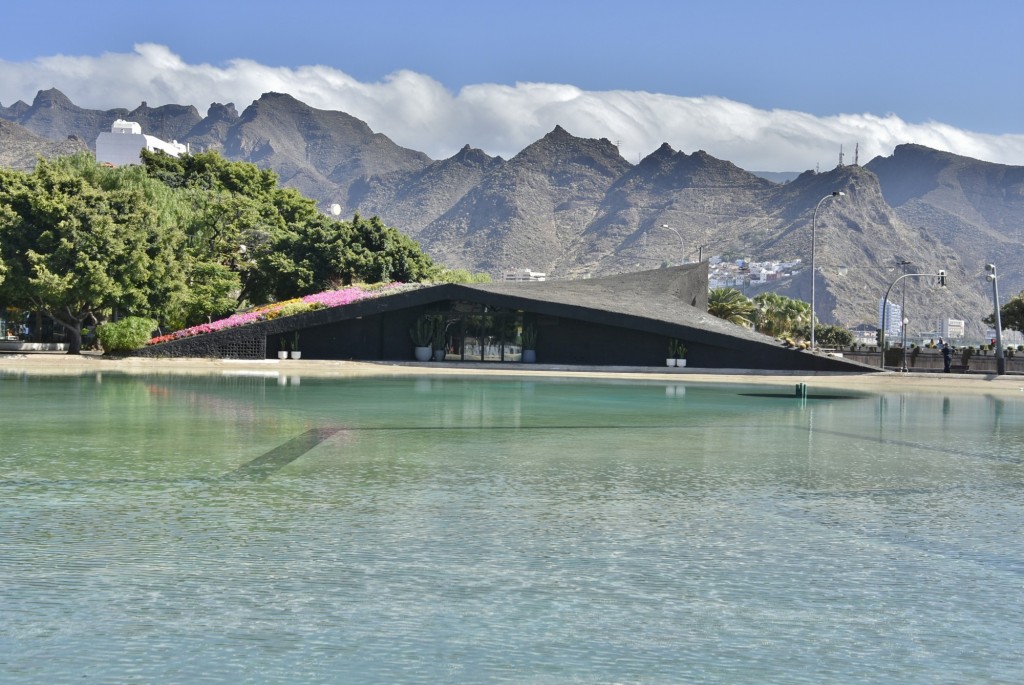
[897,259,911,371]
[661,225,684,264]
[985,264,1006,375]
[881,270,946,369]
[810,191,845,349]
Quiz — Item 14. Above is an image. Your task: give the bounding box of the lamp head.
[832,191,845,197]
[985,263,996,273]
[987,274,996,283]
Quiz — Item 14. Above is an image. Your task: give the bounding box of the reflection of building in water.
[96,119,188,166]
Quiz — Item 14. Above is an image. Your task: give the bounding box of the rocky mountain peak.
[451,144,495,165]
[31,88,76,110]
[207,102,239,120]
[0,100,31,119]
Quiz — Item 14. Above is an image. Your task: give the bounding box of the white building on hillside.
[96,119,187,166]
[503,269,547,282]
[878,299,902,338]
[938,318,965,339]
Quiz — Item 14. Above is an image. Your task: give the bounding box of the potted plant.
[431,315,447,361]
[278,337,288,360]
[410,316,433,361]
[289,332,301,359]
[671,339,687,368]
[521,325,537,363]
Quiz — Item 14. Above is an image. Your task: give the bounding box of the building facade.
[96,120,187,166]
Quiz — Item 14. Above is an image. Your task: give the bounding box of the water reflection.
[1,373,1023,684]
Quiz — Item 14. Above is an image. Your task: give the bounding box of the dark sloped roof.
[456,265,779,351]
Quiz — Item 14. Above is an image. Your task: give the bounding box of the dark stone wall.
[534,316,668,366]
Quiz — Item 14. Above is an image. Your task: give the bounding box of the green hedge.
[98,317,158,354]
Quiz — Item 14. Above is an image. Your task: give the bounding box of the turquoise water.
[1,372,1022,684]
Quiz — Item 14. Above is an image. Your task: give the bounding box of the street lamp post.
[880,270,947,369]
[661,225,684,264]
[810,191,845,350]
[985,264,1006,375]
[898,259,911,371]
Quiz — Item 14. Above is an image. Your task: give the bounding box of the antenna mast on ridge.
[854,143,859,166]
[838,144,844,167]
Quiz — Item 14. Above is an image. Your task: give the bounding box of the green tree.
[753,292,811,338]
[342,214,436,285]
[142,152,438,305]
[984,291,1024,333]
[794,323,854,348]
[707,287,754,326]
[0,158,183,353]
[430,268,492,284]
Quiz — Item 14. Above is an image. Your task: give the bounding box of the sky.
[2,0,1023,171]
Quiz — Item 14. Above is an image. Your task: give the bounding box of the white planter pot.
[675,359,687,368]
[414,346,432,361]
[289,351,302,360]
[666,358,675,367]
[278,351,288,359]
[433,349,447,361]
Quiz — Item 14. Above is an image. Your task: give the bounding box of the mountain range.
[3,88,1023,338]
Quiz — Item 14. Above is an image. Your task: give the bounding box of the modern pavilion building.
[136,264,872,373]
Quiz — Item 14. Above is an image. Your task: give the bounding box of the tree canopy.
[985,291,1024,333]
[0,156,185,352]
[753,292,811,339]
[707,287,754,327]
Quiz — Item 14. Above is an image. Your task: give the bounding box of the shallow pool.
[1,372,1022,683]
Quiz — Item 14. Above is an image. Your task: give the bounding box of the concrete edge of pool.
[2,352,1023,395]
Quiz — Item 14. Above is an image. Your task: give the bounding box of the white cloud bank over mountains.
[3,44,1023,172]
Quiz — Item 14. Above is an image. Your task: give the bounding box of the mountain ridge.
[1,88,1018,338]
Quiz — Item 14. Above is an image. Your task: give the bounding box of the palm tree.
[707,288,754,326]
[753,292,810,338]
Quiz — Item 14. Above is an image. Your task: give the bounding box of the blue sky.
[2,0,1022,170]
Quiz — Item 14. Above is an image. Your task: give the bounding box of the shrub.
[99,317,158,354]
[263,301,324,320]
[960,347,975,366]
[883,347,903,367]
[811,324,854,348]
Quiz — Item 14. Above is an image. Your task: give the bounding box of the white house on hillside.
[95,119,187,166]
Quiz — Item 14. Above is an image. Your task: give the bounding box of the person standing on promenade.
[942,342,953,373]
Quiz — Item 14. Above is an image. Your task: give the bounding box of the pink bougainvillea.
[148,282,411,345]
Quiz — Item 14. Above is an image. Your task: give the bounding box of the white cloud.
[3,44,1024,172]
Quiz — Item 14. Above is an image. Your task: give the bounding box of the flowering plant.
[148,282,415,345]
